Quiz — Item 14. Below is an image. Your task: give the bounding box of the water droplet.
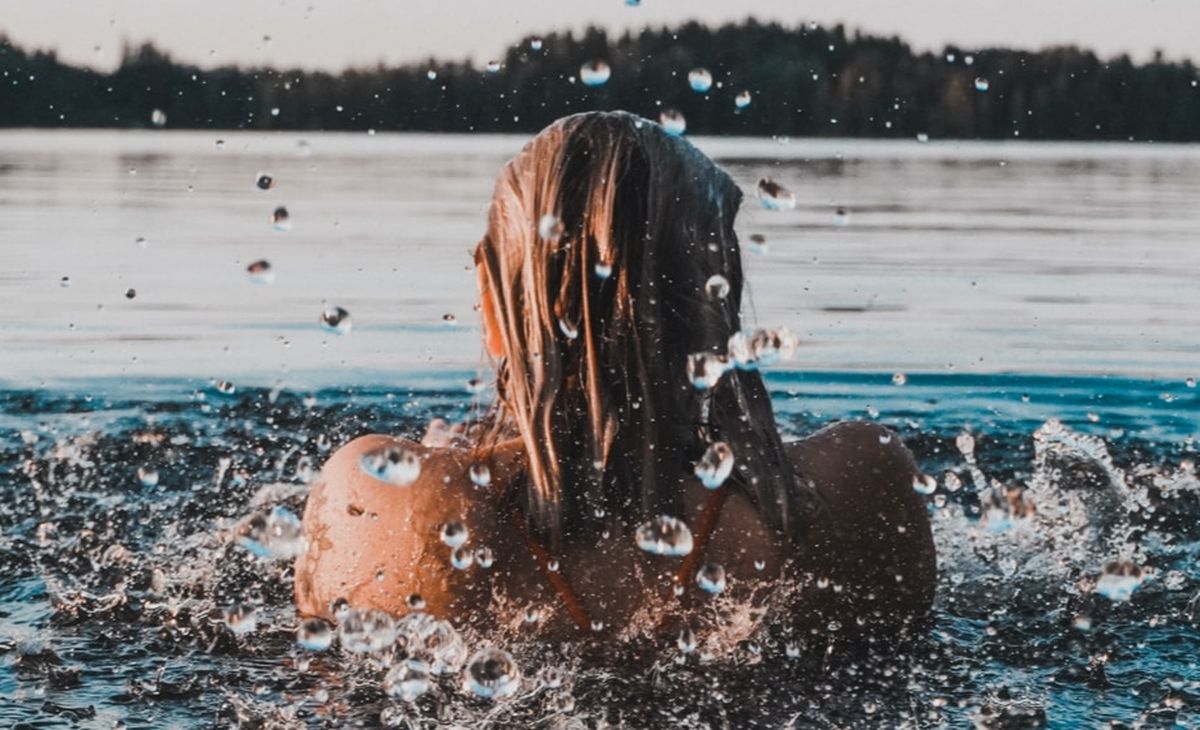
[892,372,907,386]
[590,619,605,632]
[466,377,486,394]
[537,213,563,241]
[215,139,226,150]
[695,562,727,594]
[687,352,730,389]
[124,288,137,300]
[530,38,543,52]
[558,317,579,340]
[755,178,796,210]
[222,602,257,635]
[150,109,167,127]
[59,275,71,288]
[704,274,730,300]
[964,54,975,66]
[1186,377,1196,388]
[246,259,275,285]
[747,233,768,255]
[944,472,963,492]
[785,641,802,658]
[464,647,521,699]
[579,60,611,87]
[440,521,469,548]
[659,109,686,136]
[916,132,930,143]
[236,506,306,560]
[635,515,694,556]
[523,606,540,624]
[974,77,990,92]
[694,441,734,489]
[407,593,426,610]
[319,305,352,334]
[338,608,396,653]
[594,261,613,279]
[1095,560,1147,602]
[734,90,752,109]
[215,379,236,395]
[912,474,937,496]
[442,313,457,325]
[469,462,491,487]
[385,661,431,701]
[945,52,957,63]
[687,68,713,93]
[754,559,766,571]
[255,172,274,190]
[296,618,333,651]
[475,546,495,569]
[748,327,799,365]
[426,68,438,80]
[271,206,291,232]
[137,465,159,488]
[359,445,421,486]
[677,627,697,653]
[484,60,502,74]
[547,559,559,572]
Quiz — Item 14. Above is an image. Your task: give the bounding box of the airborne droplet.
[271,206,291,232]
[704,274,730,300]
[359,445,421,486]
[635,515,694,556]
[756,178,796,210]
[694,441,734,489]
[687,68,713,93]
[150,109,167,127]
[255,172,274,190]
[659,109,686,136]
[296,618,333,651]
[464,647,521,699]
[440,521,469,548]
[734,90,752,109]
[695,562,727,594]
[319,306,352,334]
[246,259,275,285]
[579,60,612,87]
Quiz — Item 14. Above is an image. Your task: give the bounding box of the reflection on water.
[1,131,1199,388]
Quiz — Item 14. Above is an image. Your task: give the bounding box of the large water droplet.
[748,327,799,365]
[440,521,469,548]
[579,60,611,87]
[537,213,563,241]
[1094,560,1147,602]
[150,109,167,127]
[359,445,421,486]
[319,306,352,334]
[469,462,491,487]
[137,465,159,488]
[912,474,937,495]
[271,206,291,232]
[464,647,521,699]
[255,172,274,191]
[338,608,396,653]
[296,618,333,651]
[704,274,730,300]
[385,661,431,701]
[222,602,257,635]
[246,259,275,285]
[734,90,752,109]
[687,352,730,390]
[237,506,306,560]
[974,77,990,92]
[635,515,694,556]
[694,442,734,489]
[695,562,727,594]
[756,178,796,210]
[659,109,686,136]
[451,545,474,570]
[687,68,713,93]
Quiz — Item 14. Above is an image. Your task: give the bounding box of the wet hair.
[474,111,811,549]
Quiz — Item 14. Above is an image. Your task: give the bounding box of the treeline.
[2,20,1199,140]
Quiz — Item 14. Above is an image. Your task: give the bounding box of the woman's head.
[474,111,807,548]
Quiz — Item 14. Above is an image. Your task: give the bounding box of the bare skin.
[294,421,935,639]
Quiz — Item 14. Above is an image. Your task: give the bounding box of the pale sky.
[1,0,1197,72]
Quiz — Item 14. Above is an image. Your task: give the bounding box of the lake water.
[1,131,1198,727]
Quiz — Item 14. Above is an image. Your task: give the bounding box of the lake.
[0,130,1197,728]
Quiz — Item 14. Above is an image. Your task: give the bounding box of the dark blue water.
[1,371,1197,727]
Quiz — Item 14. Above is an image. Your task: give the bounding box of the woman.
[294,112,936,641]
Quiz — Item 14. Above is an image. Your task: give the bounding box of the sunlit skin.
[294,269,937,639]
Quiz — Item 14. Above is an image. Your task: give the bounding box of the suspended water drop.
[695,562,727,594]
[338,608,396,653]
[944,471,963,492]
[785,641,802,658]
[945,52,956,63]
[359,445,421,486]
[246,259,274,285]
[484,60,502,74]
[271,206,291,232]
[255,172,274,190]
[442,313,457,325]
[687,68,713,93]
[1094,560,1147,602]
[916,132,930,143]
[296,618,333,651]
[635,515,694,556]
[558,318,579,340]
[426,69,437,80]
[469,462,491,487]
[523,606,540,624]
[979,485,1036,532]
[237,506,306,560]
[215,139,226,150]
[594,261,613,279]
[677,627,697,653]
[530,38,543,52]
[137,465,159,488]
[319,305,352,334]
[466,377,486,394]
[748,327,799,364]
[440,521,469,548]
[704,274,730,300]
[756,178,796,210]
[747,233,768,255]
[687,352,729,389]
[694,441,734,489]
[451,545,474,570]
[833,207,850,227]
[892,372,908,386]
[579,60,612,87]
[124,288,137,300]
[222,602,257,635]
[974,77,990,92]
[464,647,521,699]
[1186,377,1196,388]
[407,593,426,611]
[385,661,431,701]
[475,546,495,569]
[734,90,752,109]
[964,54,975,66]
[215,379,236,395]
[537,213,563,240]
[754,559,766,571]
[912,474,937,495]
[59,276,71,288]
[659,109,686,136]
[150,109,167,127]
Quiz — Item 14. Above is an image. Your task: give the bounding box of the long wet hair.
[474,111,810,549]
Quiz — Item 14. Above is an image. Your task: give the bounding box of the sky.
[1,0,1197,72]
